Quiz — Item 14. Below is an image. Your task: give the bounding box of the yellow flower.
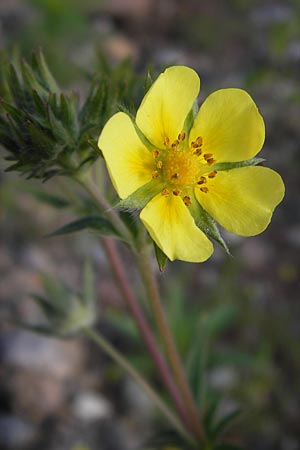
[98,66,284,263]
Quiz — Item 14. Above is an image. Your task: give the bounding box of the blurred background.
[0,1,299,449]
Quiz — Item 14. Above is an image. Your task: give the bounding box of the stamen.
[152,171,158,179]
[171,173,180,179]
[171,139,179,149]
[173,189,181,196]
[183,196,192,206]
[161,188,170,197]
[152,150,159,159]
[206,158,216,166]
[178,131,186,141]
[193,148,202,156]
[200,187,209,193]
[204,153,213,160]
[157,160,163,169]
[197,176,207,185]
[191,141,199,148]
[164,136,170,146]
[196,136,203,146]
[208,170,217,178]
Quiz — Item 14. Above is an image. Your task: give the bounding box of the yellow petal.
[140,194,213,262]
[190,88,265,162]
[136,66,200,149]
[98,112,154,199]
[195,166,285,236]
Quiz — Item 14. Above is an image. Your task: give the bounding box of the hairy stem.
[102,238,192,431]
[83,327,192,443]
[136,246,205,441]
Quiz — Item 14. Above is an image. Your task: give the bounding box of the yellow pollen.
[161,188,170,197]
[197,176,207,184]
[173,189,181,196]
[196,136,203,145]
[208,170,217,178]
[206,158,216,166]
[200,186,209,193]
[178,131,186,141]
[163,150,200,187]
[183,196,192,206]
[157,160,163,169]
[152,150,159,159]
[193,148,202,156]
[152,170,158,179]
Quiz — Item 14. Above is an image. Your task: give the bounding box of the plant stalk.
[102,238,192,431]
[83,327,192,443]
[136,246,205,442]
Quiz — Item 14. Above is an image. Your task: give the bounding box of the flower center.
[151,133,218,204]
[163,150,200,187]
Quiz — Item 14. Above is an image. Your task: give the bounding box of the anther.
[173,189,181,196]
[161,188,170,197]
[197,176,207,185]
[171,139,179,149]
[178,131,186,141]
[191,141,199,148]
[157,160,163,169]
[206,158,216,166]
[208,170,217,178]
[183,196,192,206]
[204,153,213,160]
[200,187,209,193]
[164,136,170,146]
[196,136,203,146]
[152,150,159,159]
[152,171,158,179]
[171,173,179,179]
[193,148,202,156]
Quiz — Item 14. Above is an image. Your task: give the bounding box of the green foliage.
[47,215,121,239]
[22,260,97,337]
[0,50,116,180]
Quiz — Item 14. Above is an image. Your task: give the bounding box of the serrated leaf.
[28,188,70,208]
[154,242,168,272]
[32,49,60,94]
[213,157,265,171]
[21,59,48,97]
[47,215,120,238]
[189,192,230,254]
[116,179,164,211]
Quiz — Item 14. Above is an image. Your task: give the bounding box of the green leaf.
[211,409,242,439]
[116,179,164,211]
[27,188,70,208]
[205,305,237,337]
[32,49,60,94]
[154,242,168,272]
[214,444,245,450]
[47,215,119,238]
[189,192,230,254]
[213,157,265,171]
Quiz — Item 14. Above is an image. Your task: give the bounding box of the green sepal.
[154,242,168,272]
[183,99,199,136]
[47,215,120,238]
[189,192,230,254]
[213,157,265,172]
[116,179,164,211]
